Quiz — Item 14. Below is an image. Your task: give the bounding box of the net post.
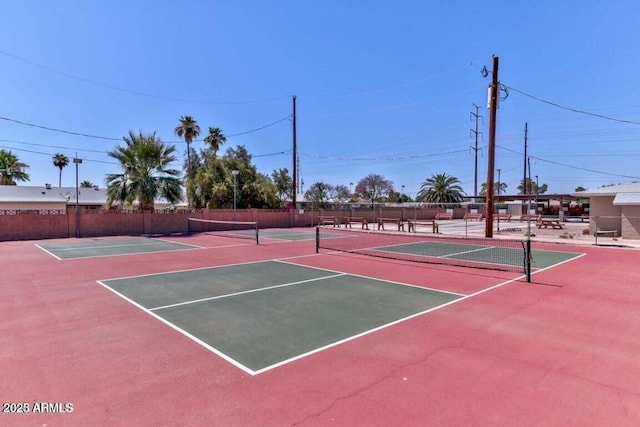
[255,222,259,245]
[315,226,320,253]
[526,238,532,283]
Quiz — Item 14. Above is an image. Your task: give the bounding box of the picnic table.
[536,217,564,229]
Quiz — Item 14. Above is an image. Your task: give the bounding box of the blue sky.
[1,1,639,199]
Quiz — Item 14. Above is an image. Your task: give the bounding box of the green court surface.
[100,260,462,374]
[530,249,583,269]
[37,237,199,259]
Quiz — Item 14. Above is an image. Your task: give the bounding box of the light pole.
[401,185,405,203]
[73,155,83,238]
[497,169,501,231]
[232,170,239,211]
[535,175,539,214]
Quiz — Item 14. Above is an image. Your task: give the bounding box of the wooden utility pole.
[292,95,297,208]
[484,56,499,238]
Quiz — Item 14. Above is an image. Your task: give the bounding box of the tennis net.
[316,227,527,273]
[187,218,259,244]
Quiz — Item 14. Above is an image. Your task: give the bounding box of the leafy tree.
[517,179,547,195]
[355,173,394,206]
[417,173,465,205]
[271,168,292,206]
[80,180,95,188]
[52,153,69,188]
[574,186,586,192]
[479,181,508,196]
[305,182,333,208]
[0,150,30,185]
[190,145,279,209]
[203,127,226,157]
[105,131,183,211]
[331,184,351,203]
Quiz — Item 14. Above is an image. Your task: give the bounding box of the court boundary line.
[95,279,256,375]
[149,273,346,311]
[274,259,466,297]
[35,240,247,261]
[94,245,586,376]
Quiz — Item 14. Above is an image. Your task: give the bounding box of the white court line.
[51,240,186,251]
[34,243,63,260]
[149,273,346,311]
[96,279,257,376]
[440,246,494,258]
[274,259,466,297]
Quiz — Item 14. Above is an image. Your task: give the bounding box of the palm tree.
[417,173,466,205]
[203,126,226,157]
[105,131,183,211]
[80,180,95,188]
[174,115,200,176]
[0,149,30,185]
[174,116,200,208]
[52,153,69,187]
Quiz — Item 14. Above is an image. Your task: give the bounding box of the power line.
[0,116,120,140]
[0,49,288,106]
[300,148,469,162]
[300,64,470,99]
[497,144,640,179]
[505,85,640,125]
[0,114,291,143]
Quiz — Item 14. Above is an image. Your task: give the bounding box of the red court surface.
[2,233,640,426]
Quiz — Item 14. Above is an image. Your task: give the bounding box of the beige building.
[574,182,640,239]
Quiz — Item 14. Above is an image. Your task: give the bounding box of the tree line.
[0,115,575,211]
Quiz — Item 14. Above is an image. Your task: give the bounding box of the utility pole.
[292,95,297,208]
[470,104,482,201]
[484,56,499,238]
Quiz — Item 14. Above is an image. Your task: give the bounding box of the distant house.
[574,182,640,239]
[0,184,184,212]
[0,184,106,212]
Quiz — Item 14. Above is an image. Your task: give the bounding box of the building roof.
[574,182,640,197]
[573,182,640,205]
[0,185,107,205]
[613,192,640,206]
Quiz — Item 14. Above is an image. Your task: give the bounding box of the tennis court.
[36,237,202,259]
[99,260,463,374]
[3,226,640,425]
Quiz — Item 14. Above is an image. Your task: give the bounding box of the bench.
[407,219,439,233]
[580,214,590,223]
[344,216,369,230]
[497,213,512,222]
[594,229,618,238]
[435,212,453,220]
[463,213,483,221]
[318,216,339,227]
[377,217,405,231]
[536,218,564,229]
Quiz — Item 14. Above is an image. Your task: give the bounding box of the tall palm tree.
[203,126,226,157]
[174,116,200,208]
[105,131,183,211]
[417,173,466,205]
[52,153,69,187]
[174,115,200,176]
[0,149,30,185]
